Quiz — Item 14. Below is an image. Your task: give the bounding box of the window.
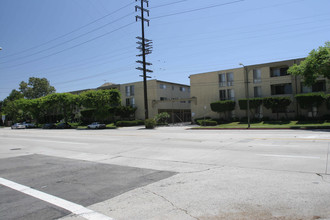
[271,83,292,95]
[271,67,289,77]
[125,85,134,96]
[160,97,167,101]
[126,97,135,107]
[160,84,167,89]
[219,72,234,87]
[253,69,261,84]
[172,86,175,90]
[301,80,326,93]
[226,72,234,86]
[219,89,235,101]
[219,73,226,87]
[219,90,226,101]
[180,87,186,92]
[180,101,186,103]
[227,89,235,101]
[254,86,262,97]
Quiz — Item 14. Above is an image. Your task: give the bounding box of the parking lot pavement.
[0,154,175,220]
[0,127,330,219]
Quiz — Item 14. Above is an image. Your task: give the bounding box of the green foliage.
[210,100,235,118]
[326,94,330,110]
[114,106,137,119]
[210,100,236,113]
[116,120,144,127]
[145,118,156,129]
[155,112,170,125]
[80,89,120,120]
[19,77,56,99]
[263,97,292,119]
[295,93,325,109]
[106,123,116,129]
[41,93,79,123]
[238,98,263,110]
[263,97,292,110]
[288,42,330,86]
[197,119,217,126]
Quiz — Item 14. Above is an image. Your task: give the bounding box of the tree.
[238,98,263,119]
[263,97,292,120]
[41,93,79,123]
[79,89,121,121]
[210,100,236,119]
[295,93,325,118]
[288,42,330,86]
[19,77,56,99]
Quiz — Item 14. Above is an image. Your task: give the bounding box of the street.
[0,126,329,220]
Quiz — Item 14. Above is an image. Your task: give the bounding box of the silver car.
[11,123,26,129]
[87,122,106,129]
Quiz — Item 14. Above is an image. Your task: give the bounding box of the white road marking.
[0,177,114,220]
[257,154,320,159]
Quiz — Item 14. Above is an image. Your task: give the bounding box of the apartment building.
[96,80,191,121]
[190,58,330,120]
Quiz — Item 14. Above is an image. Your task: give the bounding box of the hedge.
[295,92,325,109]
[116,120,144,127]
[197,119,218,126]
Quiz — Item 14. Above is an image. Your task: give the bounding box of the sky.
[0,0,329,100]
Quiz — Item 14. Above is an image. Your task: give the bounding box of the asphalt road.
[0,126,329,220]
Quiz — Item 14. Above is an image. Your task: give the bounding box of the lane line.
[0,177,114,220]
[257,154,321,159]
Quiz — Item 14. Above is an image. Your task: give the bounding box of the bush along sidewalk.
[145,118,156,129]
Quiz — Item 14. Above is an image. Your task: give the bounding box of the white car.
[11,123,26,129]
[87,122,106,129]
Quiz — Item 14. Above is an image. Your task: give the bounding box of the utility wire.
[0,1,135,59]
[0,12,135,64]
[149,0,189,9]
[3,22,136,69]
[151,0,244,20]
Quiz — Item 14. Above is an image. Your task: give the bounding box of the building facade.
[97,80,191,121]
[190,58,330,121]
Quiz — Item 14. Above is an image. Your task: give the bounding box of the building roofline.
[189,57,306,77]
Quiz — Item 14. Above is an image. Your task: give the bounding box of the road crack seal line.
[180,166,224,174]
[144,188,200,220]
[316,173,330,184]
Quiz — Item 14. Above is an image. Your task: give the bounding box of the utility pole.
[135,0,153,119]
[240,63,250,128]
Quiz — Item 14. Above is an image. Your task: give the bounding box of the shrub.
[155,112,170,125]
[197,119,217,126]
[238,98,263,110]
[116,120,138,127]
[210,100,235,119]
[325,94,330,110]
[263,97,292,119]
[106,123,116,129]
[145,118,156,129]
[295,93,325,109]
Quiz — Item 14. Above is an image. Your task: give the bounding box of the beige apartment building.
[190,58,330,121]
[96,79,191,121]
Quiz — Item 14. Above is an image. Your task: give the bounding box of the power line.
[149,0,189,9]
[3,22,136,69]
[0,12,135,64]
[150,0,244,20]
[0,1,135,60]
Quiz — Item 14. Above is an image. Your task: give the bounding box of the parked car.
[11,123,26,129]
[56,123,71,129]
[87,122,106,129]
[22,122,36,128]
[42,123,56,129]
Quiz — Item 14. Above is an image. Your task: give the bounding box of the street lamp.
[239,63,250,128]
